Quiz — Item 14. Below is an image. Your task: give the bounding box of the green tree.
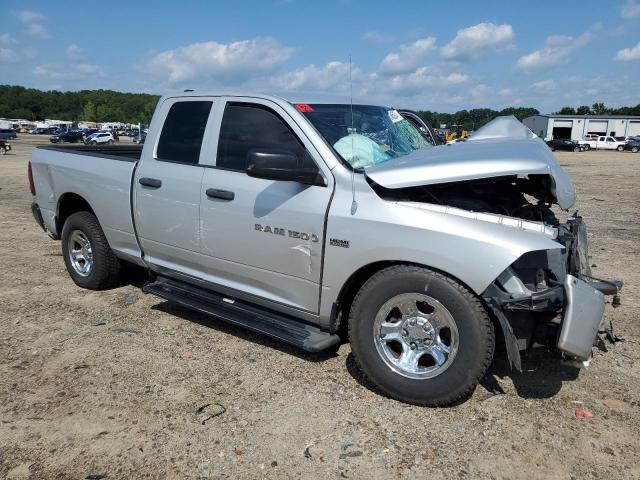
[557,106,576,115]
[591,102,608,115]
[83,100,97,121]
[576,105,591,115]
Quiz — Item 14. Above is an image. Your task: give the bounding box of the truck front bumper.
[557,274,605,360]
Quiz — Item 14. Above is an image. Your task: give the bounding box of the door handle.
[206,188,235,201]
[139,177,162,188]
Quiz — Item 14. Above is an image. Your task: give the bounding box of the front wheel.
[617,145,624,152]
[573,146,580,152]
[0,146,6,155]
[61,211,121,290]
[348,265,495,406]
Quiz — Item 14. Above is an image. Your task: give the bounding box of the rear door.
[198,98,334,313]
[134,97,215,273]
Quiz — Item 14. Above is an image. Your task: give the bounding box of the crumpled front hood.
[365,116,577,210]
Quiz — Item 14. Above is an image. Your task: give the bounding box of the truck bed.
[36,144,143,161]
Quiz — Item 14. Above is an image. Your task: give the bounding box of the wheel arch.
[56,192,96,234]
[330,260,491,336]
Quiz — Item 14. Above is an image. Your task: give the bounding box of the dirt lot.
[1,136,639,479]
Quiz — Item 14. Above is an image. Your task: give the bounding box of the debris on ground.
[74,363,90,369]
[422,448,437,461]
[271,461,278,467]
[575,407,594,419]
[111,328,141,335]
[5,463,32,480]
[124,292,139,305]
[92,322,106,327]
[183,351,193,359]
[194,403,226,424]
[234,447,244,457]
[602,399,625,409]
[339,450,363,460]
[303,445,312,459]
[84,475,106,480]
[10,360,27,369]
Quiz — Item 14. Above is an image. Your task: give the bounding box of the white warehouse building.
[523,114,640,141]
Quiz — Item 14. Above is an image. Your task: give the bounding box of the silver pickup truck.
[29,93,622,406]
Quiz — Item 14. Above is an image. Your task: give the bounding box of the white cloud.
[27,23,50,39]
[362,31,393,44]
[499,88,513,97]
[441,23,514,60]
[0,47,16,61]
[146,38,293,84]
[15,10,45,23]
[615,41,640,61]
[516,32,591,71]
[379,37,437,74]
[532,79,556,91]
[619,0,640,19]
[66,44,83,60]
[33,62,106,79]
[0,33,18,45]
[271,61,356,92]
[76,63,106,76]
[385,67,469,93]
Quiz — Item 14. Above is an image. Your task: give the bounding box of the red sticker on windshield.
[295,103,314,112]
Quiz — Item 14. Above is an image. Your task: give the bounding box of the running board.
[143,276,340,352]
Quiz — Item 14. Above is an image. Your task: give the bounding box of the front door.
[134,98,214,273]
[198,99,333,313]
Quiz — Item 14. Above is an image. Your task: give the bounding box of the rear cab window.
[157,100,213,164]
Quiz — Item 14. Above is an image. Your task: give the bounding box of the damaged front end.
[365,116,623,369]
[482,216,622,370]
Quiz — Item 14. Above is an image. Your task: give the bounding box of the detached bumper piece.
[557,275,605,360]
[31,202,46,231]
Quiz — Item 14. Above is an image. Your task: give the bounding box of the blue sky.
[1,0,639,112]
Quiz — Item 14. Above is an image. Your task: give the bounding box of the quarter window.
[216,103,306,171]
[157,101,212,164]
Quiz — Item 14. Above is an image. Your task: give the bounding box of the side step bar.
[143,276,340,352]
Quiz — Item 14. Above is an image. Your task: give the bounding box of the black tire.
[91,141,97,145]
[348,265,495,406]
[61,211,121,290]
[0,146,6,155]
[617,145,624,152]
[573,146,580,152]
[632,146,639,153]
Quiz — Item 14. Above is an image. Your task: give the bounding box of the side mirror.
[246,149,325,186]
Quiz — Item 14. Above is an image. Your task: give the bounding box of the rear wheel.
[617,145,624,152]
[348,265,495,406]
[0,146,6,155]
[632,146,639,153]
[573,146,580,152]
[61,211,121,290]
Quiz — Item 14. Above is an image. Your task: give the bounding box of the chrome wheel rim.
[373,293,459,379]
[67,230,93,277]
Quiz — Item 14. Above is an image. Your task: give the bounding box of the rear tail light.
[28,162,36,195]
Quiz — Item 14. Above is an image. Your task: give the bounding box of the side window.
[217,103,306,171]
[157,101,212,164]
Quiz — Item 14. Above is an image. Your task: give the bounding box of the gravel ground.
[1,136,639,479]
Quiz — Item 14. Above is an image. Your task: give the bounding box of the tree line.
[416,107,540,132]
[0,85,159,124]
[2,84,639,129]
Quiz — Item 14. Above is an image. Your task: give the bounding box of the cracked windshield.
[300,104,432,168]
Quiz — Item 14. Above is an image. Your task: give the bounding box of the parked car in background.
[84,132,114,145]
[546,139,583,152]
[0,128,17,140]
[50,130,84,144]
[580,136,626,151]
[623,140,640,153]
[30,127,53,135]
[0,139,11,154]
[132,131,146,144]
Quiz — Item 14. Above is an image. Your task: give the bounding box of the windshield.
[300,104,432,169]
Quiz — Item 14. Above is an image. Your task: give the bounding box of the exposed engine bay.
[369,174,560,226]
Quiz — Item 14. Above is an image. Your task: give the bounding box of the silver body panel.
[558,275,605,360]
[365,117,576,210]
[31,93,604,352]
